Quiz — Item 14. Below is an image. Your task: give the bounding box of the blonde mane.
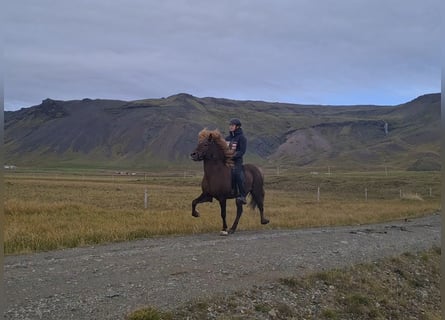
[198,128,234,167]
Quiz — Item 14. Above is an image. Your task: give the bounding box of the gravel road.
[4,213,440,319]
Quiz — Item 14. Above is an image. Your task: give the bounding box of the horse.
[190,128,270,235]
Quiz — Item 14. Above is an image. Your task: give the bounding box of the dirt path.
[4,213,440,319]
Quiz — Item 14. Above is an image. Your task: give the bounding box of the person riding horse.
[191,128,269,233]
[225,118,247,204]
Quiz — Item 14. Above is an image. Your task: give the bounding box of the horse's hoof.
[228,229,236,234]
[192,211,200,218]
[261,219,270,225]
[220,230,229,236]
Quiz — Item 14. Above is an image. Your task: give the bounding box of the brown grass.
[4,170,440,254]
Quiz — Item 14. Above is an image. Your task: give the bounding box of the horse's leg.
[229,199,243,234]
[248,168,269,225]
[257,200,269,225]
[218,198,228,233]
[192,193,212,217]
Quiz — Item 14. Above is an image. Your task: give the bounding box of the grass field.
[4,168,441,255]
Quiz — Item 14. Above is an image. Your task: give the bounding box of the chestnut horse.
[190,129,269,234]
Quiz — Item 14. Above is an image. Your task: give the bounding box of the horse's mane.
[198,128,234,167]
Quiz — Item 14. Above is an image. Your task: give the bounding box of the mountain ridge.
[4,93,441,171]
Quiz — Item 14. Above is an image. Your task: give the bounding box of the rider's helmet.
[229,118,242,126]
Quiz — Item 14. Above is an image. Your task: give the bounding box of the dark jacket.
[225,127,247,165]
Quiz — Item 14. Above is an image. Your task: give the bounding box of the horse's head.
[190,129,233,165]
[190,133,217,161]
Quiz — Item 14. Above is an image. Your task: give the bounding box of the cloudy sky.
[4,0,442,111]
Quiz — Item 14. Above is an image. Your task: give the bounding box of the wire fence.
[5,166,440,205]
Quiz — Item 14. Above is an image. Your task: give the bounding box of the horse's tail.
[245,164,265,211]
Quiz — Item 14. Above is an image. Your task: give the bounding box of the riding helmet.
[229,118,242,126]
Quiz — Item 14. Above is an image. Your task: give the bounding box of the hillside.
[4,93,441,170]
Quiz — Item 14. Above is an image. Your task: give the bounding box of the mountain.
[4,93,441,171]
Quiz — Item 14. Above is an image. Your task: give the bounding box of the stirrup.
[236,196,247,204]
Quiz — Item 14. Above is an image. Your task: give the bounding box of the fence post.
[317,186,320,202]
[144,188,148,209]
[365,188,368,201]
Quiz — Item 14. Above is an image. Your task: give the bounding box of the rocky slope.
[4,93,440,170]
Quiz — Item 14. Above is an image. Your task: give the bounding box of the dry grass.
[4,170,440,255]
[280,247,441,319]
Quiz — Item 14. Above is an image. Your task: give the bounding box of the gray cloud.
[4,0,441,110]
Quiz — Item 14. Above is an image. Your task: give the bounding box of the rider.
[225,118,247,204]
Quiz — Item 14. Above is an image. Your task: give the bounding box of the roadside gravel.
[4,213,440,319]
